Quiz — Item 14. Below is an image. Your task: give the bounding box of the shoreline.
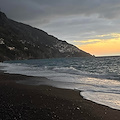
[0,72,120,119]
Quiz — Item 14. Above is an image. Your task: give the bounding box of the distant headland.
[0,11,92,61]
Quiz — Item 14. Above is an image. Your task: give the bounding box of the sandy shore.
[0,72,120,120]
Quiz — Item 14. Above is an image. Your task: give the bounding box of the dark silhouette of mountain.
[0,11,92,61]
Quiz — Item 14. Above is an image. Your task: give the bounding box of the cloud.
[39,14,120,43]
[73,33,120,45]
[0,0,47,21]
[73,39,101,44]
[96,33,120,38]
[1,0,120,22]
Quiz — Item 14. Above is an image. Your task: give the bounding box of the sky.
[1,0,120,56]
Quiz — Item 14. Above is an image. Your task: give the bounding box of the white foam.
[1,62,120,110]
[81,91,120,110]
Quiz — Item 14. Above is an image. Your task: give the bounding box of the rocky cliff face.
[0,11,92,61]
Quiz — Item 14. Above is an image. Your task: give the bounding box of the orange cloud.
[74,39,101,43]
[96,33,120,38]
[76,37,120,56]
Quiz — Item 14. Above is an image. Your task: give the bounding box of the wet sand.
[0,72,120,120]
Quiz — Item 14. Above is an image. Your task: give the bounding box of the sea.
[0,56,120,110]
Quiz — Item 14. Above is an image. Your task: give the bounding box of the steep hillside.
[0,11,92,61]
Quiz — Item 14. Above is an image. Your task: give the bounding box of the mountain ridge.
[0,11,92,61]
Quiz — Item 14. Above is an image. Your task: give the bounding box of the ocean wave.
[1,57,120,110]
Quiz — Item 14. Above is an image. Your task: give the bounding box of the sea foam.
[1,57,120,110]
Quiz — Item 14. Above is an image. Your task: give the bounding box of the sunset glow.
[75,33,120,56]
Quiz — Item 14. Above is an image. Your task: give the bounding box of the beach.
[0,72,120,120]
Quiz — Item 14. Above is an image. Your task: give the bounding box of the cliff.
[0,11,92,61]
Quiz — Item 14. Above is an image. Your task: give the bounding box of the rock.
[0,11,93,61]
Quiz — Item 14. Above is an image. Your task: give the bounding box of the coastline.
[0,72,120,120]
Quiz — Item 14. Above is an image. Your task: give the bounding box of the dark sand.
[0,72,120,120]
